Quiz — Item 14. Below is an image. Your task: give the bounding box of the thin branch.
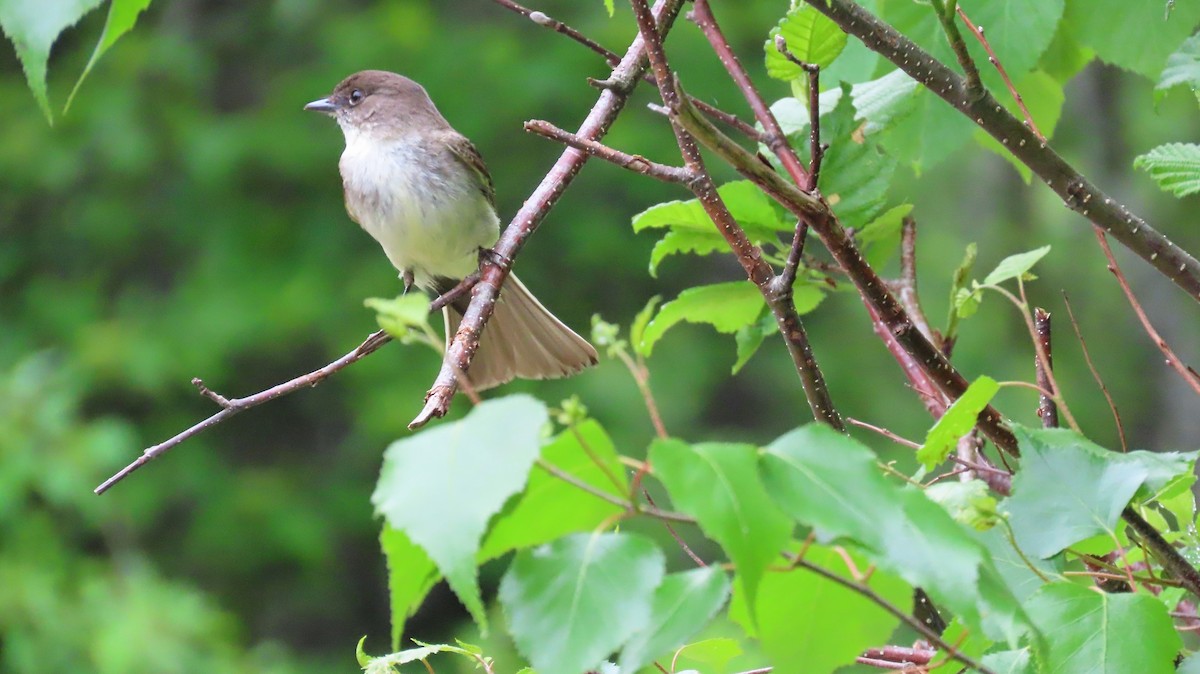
[1062,292,1128,451]
[955,5,1044,141]
[613,349,669,439]
[1033,308,1058,428]
[629,0,845,432]
[801,0,1200,303]
[929,0,983,95]
[490,0,761,142]
[534,458,695,524]
[524,120,694,185]
[689,1,811,188]
[410,0,690,428]
[95,277,482,494]
[790,556,997,674]
[1094,229,1200,397]
[490,0,621,65]
[96,333,391,494]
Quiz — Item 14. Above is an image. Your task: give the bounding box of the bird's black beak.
[304,97,338,114]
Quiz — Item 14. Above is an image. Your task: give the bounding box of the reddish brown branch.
[1093,229,1200,397]
[955,6,1044,142]
[1034,308,1058,428]
[628,0,844,431]
[524,120,695,184]
[410,0,689,428]
[801,0,1200,303]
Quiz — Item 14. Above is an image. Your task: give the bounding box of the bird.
[305,70,597,390]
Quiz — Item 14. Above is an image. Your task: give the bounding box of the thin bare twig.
[1094,229,1200,397]
[955,6,1044,141]
[525,120,694,184]
[95,277,481,494]
[790,556,996,674]
[1062,292,1128,451]
[490,0,761,141]
[534,458,695,524]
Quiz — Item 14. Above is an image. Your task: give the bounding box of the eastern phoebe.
[305,70,597,390]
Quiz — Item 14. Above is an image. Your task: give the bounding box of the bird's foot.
[402,269,415,294]
[478,247,513,273]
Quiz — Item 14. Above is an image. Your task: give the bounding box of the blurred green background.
[3,0,1200,671]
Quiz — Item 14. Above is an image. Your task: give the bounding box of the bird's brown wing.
[445,133,496,208]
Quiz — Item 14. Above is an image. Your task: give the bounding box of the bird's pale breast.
[339,129,499,286]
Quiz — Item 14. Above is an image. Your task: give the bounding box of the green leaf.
[648,230,725,277]
[916,376,1000,469]
[765,5,847,80]
[850,69,921,136]
[730,545,911,673]
[857,203,913,269]
[818,92,898,228]
[479,419,627,561]
[639,282,767,356]
[618,567,731,673]
[974,527,1063,602]
[982,246,1051,286]
[632,181,786,236]
[1157,35,1200,99]
[878,86,976,173]
[356,636,371,668]
[974,71,1065,182]
[372,395,548,631]
[770,90,843,138]
[66,0,154,111]
[1064,0,1200,78]
[761,424,1034,645]
[1005,425,1198,557]
[732,310,775,375]
[380,526,440,649]
[1134,143,1200,198]
[0,0,107,122]
[499,532,665,674]
[883,0,1064,89]
[649,439,793,609]
[364,294,433,341]
[981,649,1034,674]
[1024,583,1181,673]
[630,295,661,355]
[926,480,1000,531]
[671,638,742,674]
[1039,21,1095,83]
[603,0,614,18]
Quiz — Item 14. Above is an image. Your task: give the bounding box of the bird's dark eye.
[348,89,365,106]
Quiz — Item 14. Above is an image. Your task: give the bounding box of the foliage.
[6,0,1200,673]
